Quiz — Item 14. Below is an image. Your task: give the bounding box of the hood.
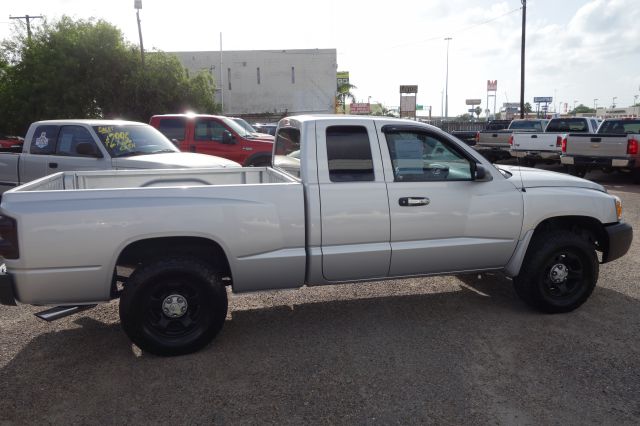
[113,152,241,169]
[244,133,275,142]
[499,165,605,192]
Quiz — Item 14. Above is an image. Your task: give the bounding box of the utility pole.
[519,0,526,119]
[9,15,43,42]
[134,1,145,67]
[444,37,452,120]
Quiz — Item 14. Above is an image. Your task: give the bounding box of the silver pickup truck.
[0,115,633,356]
[0,119,239,193]
[474,119,548,163]
[510,117,601,166]
[561,119,640,182]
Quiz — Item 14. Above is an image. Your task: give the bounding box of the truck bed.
[1,167,305,302]
[6,167,295,194]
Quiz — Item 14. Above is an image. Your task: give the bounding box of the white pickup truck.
[561,119,640,182]
[474,118,549,163]
[510,117,601,166]
[0,119,239,193]
[0,115,632,356]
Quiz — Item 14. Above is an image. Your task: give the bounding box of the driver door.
[378,125,523,276]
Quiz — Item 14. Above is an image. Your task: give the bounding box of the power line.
[9,14,43,41]
[389,6,523,50]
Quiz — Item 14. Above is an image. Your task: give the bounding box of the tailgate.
[565,134,628,157]
[512,133,558,151]
[477,131,510,148]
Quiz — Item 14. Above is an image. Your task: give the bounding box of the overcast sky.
[1,0,639,116]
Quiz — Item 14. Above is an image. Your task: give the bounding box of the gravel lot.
[1,166,639,425]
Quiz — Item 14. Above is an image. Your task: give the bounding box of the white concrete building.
[171,49,337,117]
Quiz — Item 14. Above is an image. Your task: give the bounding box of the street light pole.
[593,99,598,111]
[134,0,144,67]
[444,37,452,120]
[519,0,527,119]
[612,97,617,108]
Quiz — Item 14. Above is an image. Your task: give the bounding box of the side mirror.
[473,163,492,181]
[76,142,103,158]
[222,131,235,145]
[171,138,180,146]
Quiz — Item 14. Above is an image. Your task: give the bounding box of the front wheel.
[514,231,598,313]
[119,256,228,356]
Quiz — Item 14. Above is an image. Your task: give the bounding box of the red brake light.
[508,135,513,146]
[556,136,562,147]
[0,215,19,259]
[628,138,639,155]
[561,137,567,153]
[475,132,480,143]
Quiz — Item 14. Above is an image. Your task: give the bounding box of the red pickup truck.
[149,114,274,166]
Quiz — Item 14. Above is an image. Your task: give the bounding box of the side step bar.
[35,304,97,322]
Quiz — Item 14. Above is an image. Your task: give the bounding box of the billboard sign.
[487,80,497,91]
[349,103,371,114]
[534,97,553,103]
[465,99,481,105]
[337,71,349,88]
[400,85,418,93]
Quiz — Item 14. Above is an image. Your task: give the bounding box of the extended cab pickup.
[474,119,548,162]
[560,119,640,182]
[150,114,275,166]
[0,115,632,356]
[0,120,239,194]
[510,117,600,166]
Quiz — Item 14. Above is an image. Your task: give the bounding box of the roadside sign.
[400,85,418,93]
[534,97,553,103]
[465,99,481,105]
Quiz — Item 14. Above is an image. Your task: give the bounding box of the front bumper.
[0,266,16,306]
[603,222,633,263]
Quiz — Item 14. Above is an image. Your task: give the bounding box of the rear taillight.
[508,135,513,146]
[0,215,19,259]
[475,132,480,143]
[556,136,562,147]
[561,137,568,153]
[628,138,638,155]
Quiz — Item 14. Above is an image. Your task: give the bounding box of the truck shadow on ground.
[1,275,639,424]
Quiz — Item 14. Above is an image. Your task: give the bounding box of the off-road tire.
[119,256,228,356]
[514,231,598,313]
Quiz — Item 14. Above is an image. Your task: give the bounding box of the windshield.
[510,120,545,131]
[93,124,178,157]
[231,118,256,133]
[598,120,640,134]
[545,118,588,132]
[221,117,251,137]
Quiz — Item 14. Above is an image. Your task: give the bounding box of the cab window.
[385,131,472,182]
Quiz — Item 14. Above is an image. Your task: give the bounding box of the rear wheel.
[514,231,598,313]
[119,256,228,356]
[568,166,587,178]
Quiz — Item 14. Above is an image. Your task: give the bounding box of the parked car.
[0,115,632,356]
[474,119,549,162]
[0,119,240,194]
[253,123,278,136]
[229,117,273,138]
[0,133,23,150]
[561,118,640,182]
[510,117,600,166]
[150,114,274,166]
[450,120,512,147]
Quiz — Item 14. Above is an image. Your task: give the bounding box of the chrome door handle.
[399,197,430,207]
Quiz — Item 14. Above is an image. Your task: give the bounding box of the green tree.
[572,104,595,114]
[336,83,357,114]
[524,102,533,113]
[0,16,218,135]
